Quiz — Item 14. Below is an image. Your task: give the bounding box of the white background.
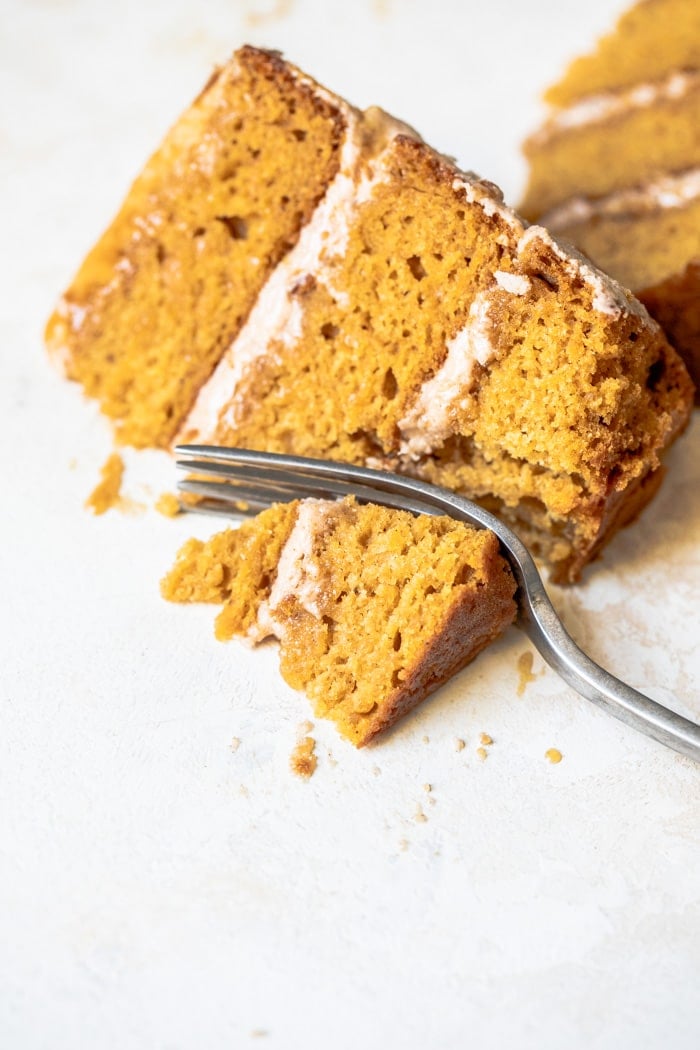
[2,1,700,1047]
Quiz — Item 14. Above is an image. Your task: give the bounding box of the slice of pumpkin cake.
[161,498,517,746]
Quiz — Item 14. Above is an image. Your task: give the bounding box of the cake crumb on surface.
[229,736,241,752]
[453,737,466,751]
[297,720,314,737]
[516,650,540,696]
[85,453,124,515]
[545,748,563,764]
[414,806,428,824]
[290,736,317,778]
[479,732,494,746]
[155,491,181,517]
[476,746,489,761]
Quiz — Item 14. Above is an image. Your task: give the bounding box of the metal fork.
[175,444,700,763]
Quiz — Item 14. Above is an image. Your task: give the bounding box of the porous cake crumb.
[290,736,317,778]
[476,746,489,761]
[479,732,494,747]
[155,492,181,517]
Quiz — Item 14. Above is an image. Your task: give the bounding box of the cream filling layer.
[543,166,700,228]
[532,69,700,144]
[247,499,332,643]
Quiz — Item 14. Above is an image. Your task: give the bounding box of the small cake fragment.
[545,748,563,764]
[155,492,181,517]
[521,0,700,393]
[161,497,517,746]
[290,736,317,778]
[85,453,124,515]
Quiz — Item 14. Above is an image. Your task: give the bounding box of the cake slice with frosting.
[521,0,700,395]
[46,46,694,582]
[161,498,517,746]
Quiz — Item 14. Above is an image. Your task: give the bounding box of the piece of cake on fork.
[161,497,518,746]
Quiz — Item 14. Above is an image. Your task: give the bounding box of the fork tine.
[177,474,445,519]
[175,445,493,526]
[175,449,449,518]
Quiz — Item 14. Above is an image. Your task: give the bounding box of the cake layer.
[181,133,693,583]
[521,70,700,219]
[45,48,357,448]
[161,498,517,746]
[544,0,700,107]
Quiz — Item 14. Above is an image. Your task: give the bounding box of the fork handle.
[521,585,700,763]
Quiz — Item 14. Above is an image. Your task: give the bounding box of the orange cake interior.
[521,0,700,395]
[161,497,517,746]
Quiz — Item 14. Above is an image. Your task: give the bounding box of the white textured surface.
[2,1,700,1048]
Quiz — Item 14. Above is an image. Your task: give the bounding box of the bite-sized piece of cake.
[541,175,700,393]
[180,133,693,583]
[521,70,700,220]
[161,498,517,746]
[45,47,406,448]
[521,1,700,397]
[543,0,700,107]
